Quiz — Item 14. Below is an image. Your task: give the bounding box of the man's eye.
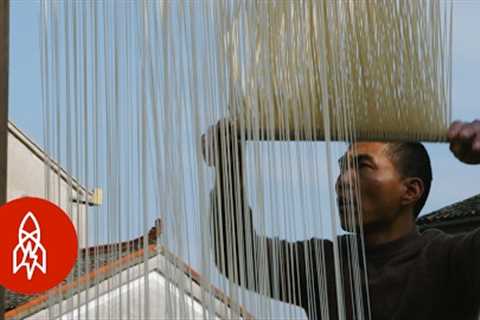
[358,161,372,169]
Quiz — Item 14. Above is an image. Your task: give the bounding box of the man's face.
[335,142,405,232]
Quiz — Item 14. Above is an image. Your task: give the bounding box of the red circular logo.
[0,197,78,294]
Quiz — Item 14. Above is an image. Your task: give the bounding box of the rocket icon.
[12,211,47,280]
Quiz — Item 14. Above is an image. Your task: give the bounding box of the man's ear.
[400,177,424,206]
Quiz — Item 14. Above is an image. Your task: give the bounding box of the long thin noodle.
[38,1,452,319]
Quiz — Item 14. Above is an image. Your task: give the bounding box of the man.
[202,119,480,319]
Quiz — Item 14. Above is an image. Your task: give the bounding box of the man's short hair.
[385,142,433,218]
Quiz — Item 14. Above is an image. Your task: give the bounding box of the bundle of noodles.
[37,1,454,320]
[221,1,452,142]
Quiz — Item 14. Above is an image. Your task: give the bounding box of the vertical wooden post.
[0,0,9,319]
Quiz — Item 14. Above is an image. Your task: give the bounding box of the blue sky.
[8,1,480,218]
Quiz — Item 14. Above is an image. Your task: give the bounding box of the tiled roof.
[5,218,253,320]
[4,220,162,314]
[416,194,480,226]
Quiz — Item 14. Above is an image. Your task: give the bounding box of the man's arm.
[445,120,480,312]
[202,120,311,306]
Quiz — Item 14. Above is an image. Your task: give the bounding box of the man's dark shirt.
[292,228,480,319]
[210,189,480,319]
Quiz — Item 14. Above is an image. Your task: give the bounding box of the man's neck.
[363,214,416,247]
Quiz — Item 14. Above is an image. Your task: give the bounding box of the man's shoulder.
[419,227,480,256]
[295,234,356,255]
[420,227,480,241]
[420,228,449,239]
[299,234,362,246]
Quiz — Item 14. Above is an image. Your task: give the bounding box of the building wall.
[6,122,89,248]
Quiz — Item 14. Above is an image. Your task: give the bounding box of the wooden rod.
[235,128,449,143]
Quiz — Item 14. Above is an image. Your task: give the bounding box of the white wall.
[6,122,89,248]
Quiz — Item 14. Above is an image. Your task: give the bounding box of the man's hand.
[201,119,241,168]
[201,122,220,167]
[447,120,480,165]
